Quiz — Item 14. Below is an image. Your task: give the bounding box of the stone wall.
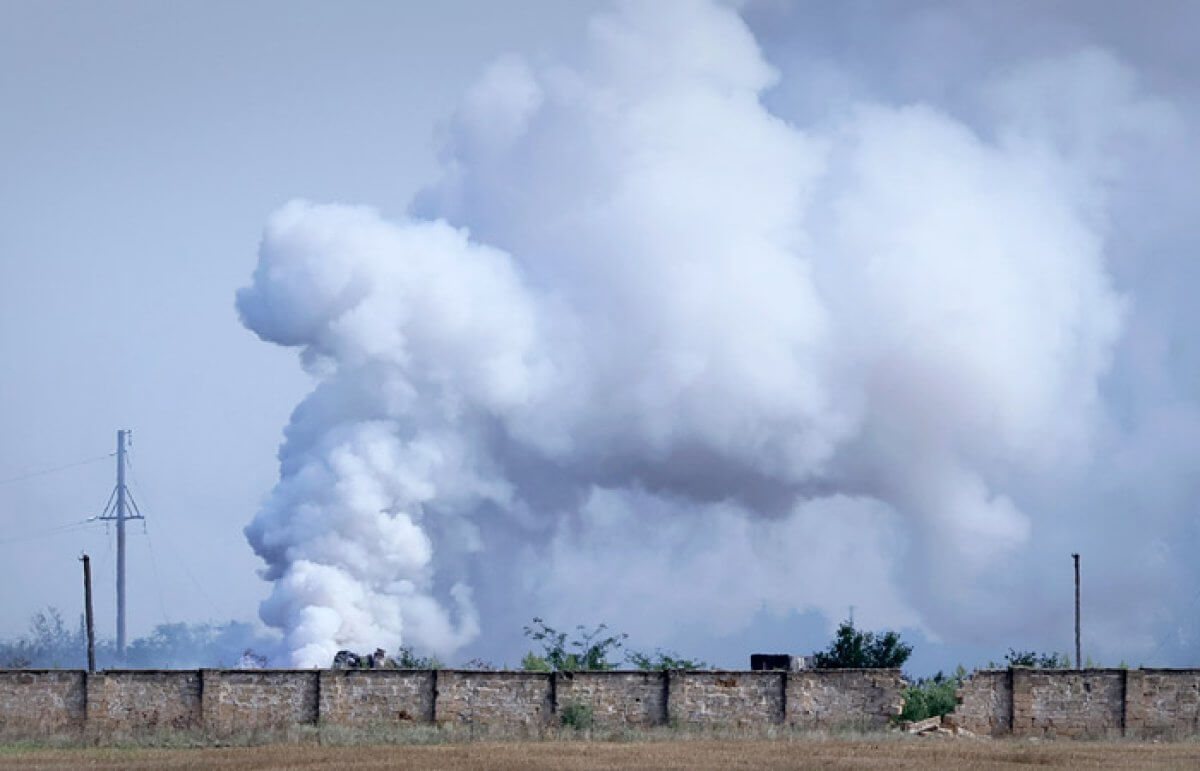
[555,671,665,728]
[1128,669,1200,739]
[787,669,904,730]
[202,670,318,735]
[948,668,1200,739]
[318,669,434,725]
[14,666,1200,742]
[667,671,784,726]
[0,670,84,739]
[948,669,1012,737]
[86,671,201,738]
[0,666,901,741]
[435,671,553,729]
[1015,669,1125,739]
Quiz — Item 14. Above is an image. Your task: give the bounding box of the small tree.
[626,648,707,671]
[813,619,912,669]
[522,617,627,671]
[394,645,442,669]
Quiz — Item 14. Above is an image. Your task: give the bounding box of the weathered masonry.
[8,667,1200,741]
[950,669,1200,739]
[0,668,902,741]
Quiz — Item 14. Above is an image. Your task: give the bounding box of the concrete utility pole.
[1073,553,1081,670]
[99,430,141,658]
[81,553,95,672]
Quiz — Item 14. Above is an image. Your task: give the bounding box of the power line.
[0,453,113,486]
[1147,588,1200,664]
[0,519,105,546]
[142,523,173,626]
[125,447,224,619]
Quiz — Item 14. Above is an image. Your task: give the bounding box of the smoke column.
[237,0,1173,666]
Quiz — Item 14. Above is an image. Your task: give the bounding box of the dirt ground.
[4,738,1200,770]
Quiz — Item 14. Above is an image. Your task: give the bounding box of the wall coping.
[0,662,902,667]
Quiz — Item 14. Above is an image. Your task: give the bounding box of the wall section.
[949,669,1011,736]
[201,670,318,735]
[1127,669,1200,739]
[787,669,904,729]
[318,669,434,726]
[555,670,666,728]
[435,671,553,729]
[86,671,201,738]
[667,671,785,726]
[0,670,85,739]
[41,666,1200,742]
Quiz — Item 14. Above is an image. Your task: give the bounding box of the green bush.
[521,651,552,671]
[559,703,594,730]
[900,668,964,722]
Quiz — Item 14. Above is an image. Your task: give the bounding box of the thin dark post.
[81,553,96,672]
[1073,552,1081,669]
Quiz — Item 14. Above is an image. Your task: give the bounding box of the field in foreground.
[5,738,1200,770]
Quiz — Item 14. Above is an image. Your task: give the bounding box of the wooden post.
[81,553,96,672]
[1072,553,1081,669]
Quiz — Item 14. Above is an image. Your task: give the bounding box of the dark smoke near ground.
[235,0,1200,668]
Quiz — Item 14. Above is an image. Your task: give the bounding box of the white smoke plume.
[237,0,1177,666]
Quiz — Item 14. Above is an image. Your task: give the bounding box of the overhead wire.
[0,519,105,546]
[125,448,224,619]
[123,449,171,624]
[1146,588,1200,665]
[0,453,114,486]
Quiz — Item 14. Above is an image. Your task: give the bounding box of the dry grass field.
[5,738,1200,770]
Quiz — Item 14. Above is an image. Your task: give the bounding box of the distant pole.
[1073,553,1081,670]
[81,553,96,673]
[116,430,128,656]
[98,429,142,660]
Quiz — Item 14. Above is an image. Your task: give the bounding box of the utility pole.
[1073,553,1081,670]
[80,553,95,672]
[98,430,142,658]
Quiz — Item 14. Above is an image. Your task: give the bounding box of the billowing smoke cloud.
[237,0,1184,666]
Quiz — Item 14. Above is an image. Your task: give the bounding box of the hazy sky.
[0,0,600,647]
[3,0,1199,674]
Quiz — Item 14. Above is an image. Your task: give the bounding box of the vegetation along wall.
[0,668,901,740]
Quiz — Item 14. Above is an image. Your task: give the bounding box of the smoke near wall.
[236,0,1198,666]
